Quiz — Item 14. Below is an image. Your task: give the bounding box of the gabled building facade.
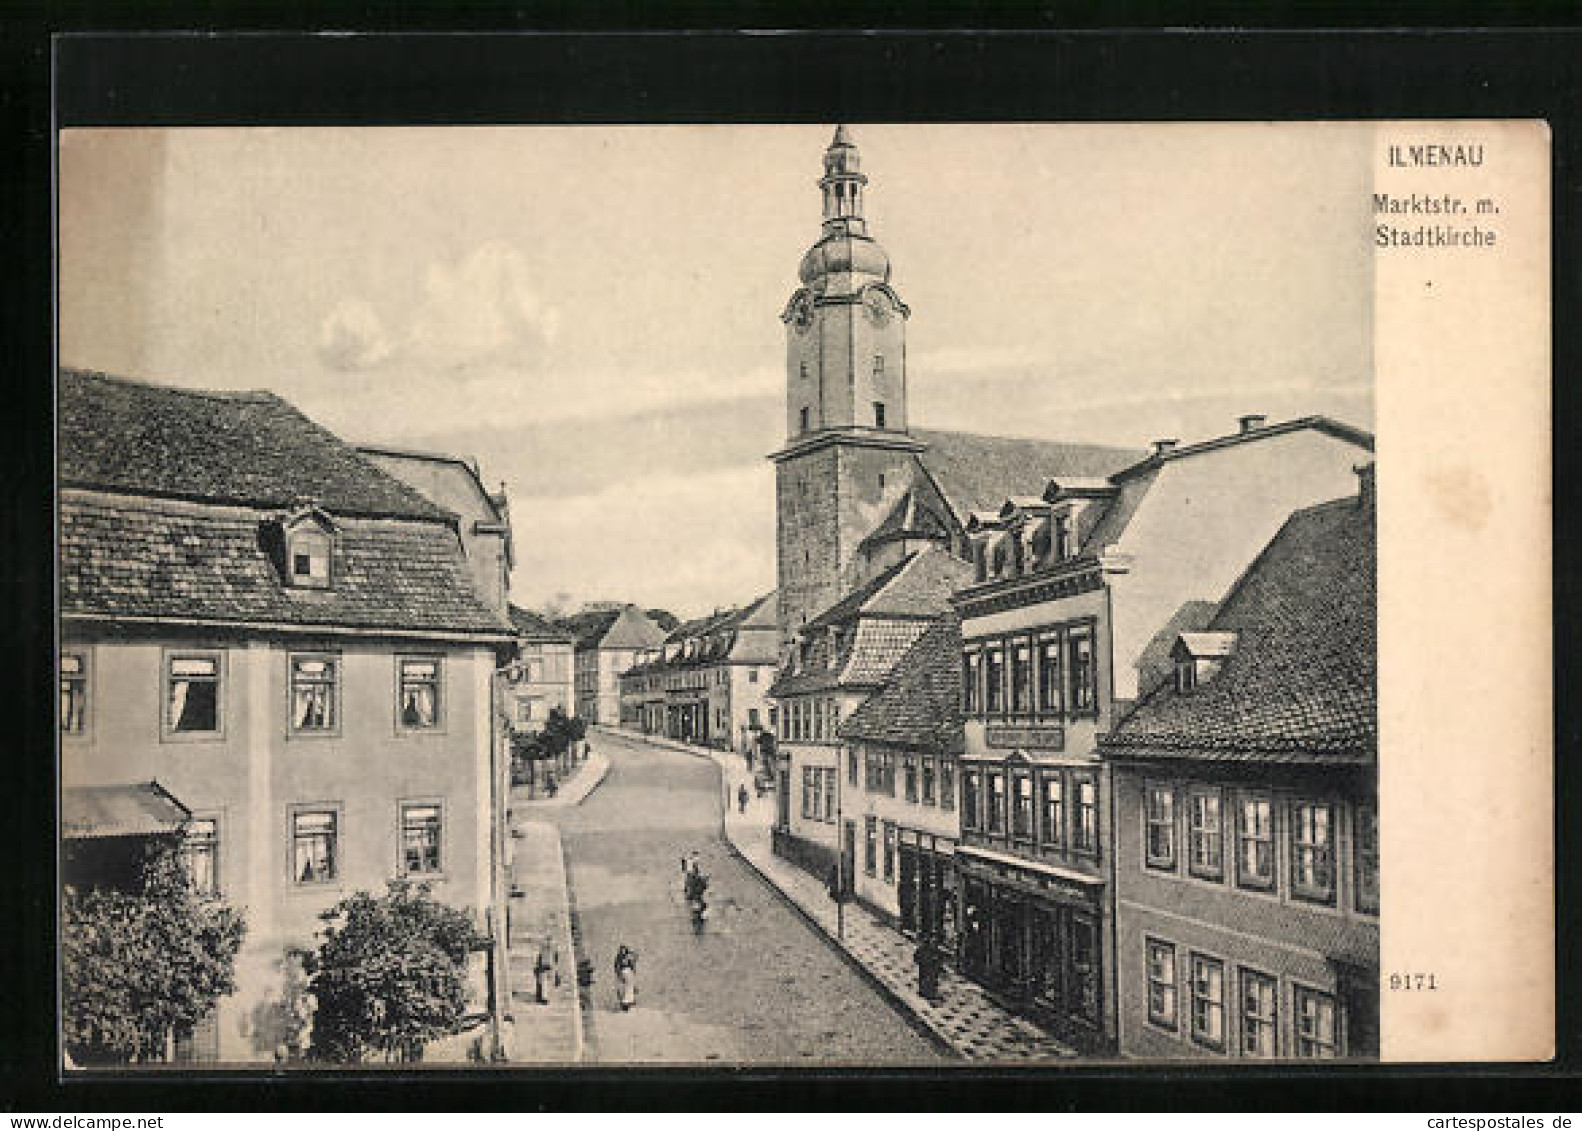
[504,605,575,729]
[618,593,779,751]
[58,368,515,1063]
[560,604,667,724]
[950,415,1374,1052]
[1100,474,1378,1061]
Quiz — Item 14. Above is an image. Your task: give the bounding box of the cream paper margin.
[1375,119,1553,1061]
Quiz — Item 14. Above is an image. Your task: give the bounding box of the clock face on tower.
[863,288,891,326]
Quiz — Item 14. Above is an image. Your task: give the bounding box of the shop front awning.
[62,781,191,840]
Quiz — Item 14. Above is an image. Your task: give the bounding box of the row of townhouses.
[749,127,1380,1059]
[57,366,582,1063]
[618,594,779,753]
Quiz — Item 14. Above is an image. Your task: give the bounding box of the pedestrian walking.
[737,782,750,813]
[614,944,638,1011]
[533,942,556,1004]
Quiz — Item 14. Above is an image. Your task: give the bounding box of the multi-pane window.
[401,803,443,874]
[962,771,982,832]
[1355,802,1379,914]
[802,767,815,819]
[822,769,835,822]
[290,654,339,733]
[1291,800,1335,902]
[882,821,896,883]
[1236,794,1275,890]
[1010,641,1032,713]
[1294,986,1339,1058]
[60,652,88,734]
[1145,939,1177,1029]
[181,818,219,896]
[1145,783,1176,869]
[1241,969,1278,1058]
[864,815,877,875]
[167,654,221,734]
[1037,635,1062,714]
[1069,627,1096,712]
[1040,773,1064,847]
[986,771,1006,835]
[1074,775,1098,854]
[1011,773,1034,840]
[921,756,936,804]
[903,754,918,802]
[398,657,441,729]
[963,651,981,713]
[292,810,338,884]
[881,751,897,796]
[940,761,956,812]
[1189,954,1226,1050]
[1188,788,1224,879]
[984,646,1005,713]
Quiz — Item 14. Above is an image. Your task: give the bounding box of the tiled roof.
[61,492,513,637]
[60,368,455,522]
[1102,493,1375,760]
[557,607,624,648]
[861,545,974,619]
[62,781,190,840]
[840,618,935,687]
[560,606,666,650]
[841,616,964,754]
[912,427,1146,525]
[805,557,913,631]
[509,604,573,642]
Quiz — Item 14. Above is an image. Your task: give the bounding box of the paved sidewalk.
[607,726,1078,1063]
[515,751,610,810]
[499,812,583,1063]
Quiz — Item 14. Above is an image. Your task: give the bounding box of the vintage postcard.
[55,121,1551,1068]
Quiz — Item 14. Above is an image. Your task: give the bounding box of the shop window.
[1037,635,1062,714]
[1189,953,1226,1051]
[401,803,443,875]
[289,653,340,734]
[180,818,220,896]
[1144,782,1176,869]
[1040,773,1065,848]
[1355,802,1379,915]
[1188,787,1224,880]
[1236,793,1275,891]
[60,651,89,734]
[986,771,1006,835]
[1073,775,1098,854]
[1294,985,1339,1058]
[1145,938,1177,1030]
[165,652,222,737]
[1240,968,1278,1058]
[1011,773,1033,840]
[1290,800,1336,903]
[1071,916,1101,1023]
[292,809,339,885]
[398,656,442,730]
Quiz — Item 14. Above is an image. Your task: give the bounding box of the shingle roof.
[912,427,1146,526]
[509,604,573,642]
[62,781,190,840]
[61,492,513,636]
[841,616,964,754]
[1102,493,1375,760]
[60,369,455,522]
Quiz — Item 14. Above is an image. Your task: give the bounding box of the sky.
[59,124,1375,619]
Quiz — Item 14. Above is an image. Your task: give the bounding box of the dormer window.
[1053,514,1073,561]
[1172,632,1238,693]
[280,507,336,590]
[1175,658,1197,693]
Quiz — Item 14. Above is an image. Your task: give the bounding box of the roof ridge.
[61,366,278,404]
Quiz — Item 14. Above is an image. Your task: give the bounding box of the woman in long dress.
[614,944,638,1011]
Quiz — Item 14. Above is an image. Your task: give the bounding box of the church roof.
[911,427,1146,527]
[858,487,951,551]
[1101,492,1375,763]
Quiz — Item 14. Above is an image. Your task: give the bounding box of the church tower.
[771,126,925,647]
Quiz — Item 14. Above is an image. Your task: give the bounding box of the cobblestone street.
[548,729,945,1065]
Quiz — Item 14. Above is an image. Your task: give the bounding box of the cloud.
[317,298,393,370]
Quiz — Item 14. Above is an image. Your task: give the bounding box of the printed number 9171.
[1387,973,1438,991]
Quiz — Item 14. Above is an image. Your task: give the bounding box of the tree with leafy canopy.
[304,880,489,1064]
[62,836,246,1065]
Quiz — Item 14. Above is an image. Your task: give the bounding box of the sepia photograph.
[53,116,1546,1072]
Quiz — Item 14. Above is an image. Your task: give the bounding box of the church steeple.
[820,124,868,236]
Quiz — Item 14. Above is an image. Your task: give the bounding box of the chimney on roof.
[1238,414,1267,434]
[1354,461,1375,510]
[1151,438,1178,458]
